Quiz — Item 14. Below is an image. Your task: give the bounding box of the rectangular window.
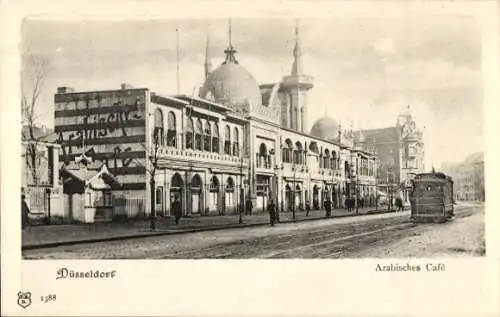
[156,187,163,205]
[186,132,193,149]
[167,130,176,147]
[86,192,93,207]
[204,136,211,151]
[104,192,112,206]
[224,141,231,155]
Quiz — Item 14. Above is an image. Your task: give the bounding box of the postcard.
[1,0,499,316]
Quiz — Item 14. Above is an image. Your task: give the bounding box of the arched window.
[209,176,219,192]
[212,123,219,153]
[232,127,239,156]
[344,161,350,178]
[203,121,211,152]
[166,111,176,147]
[294,141,303,165]
[156,187,163,205]
[186,119,194,149]
[226,177,235,192]
[195,119,203,150]
[324,149,330,169]
[282,139,293,163]
[153,108,164,146]
[258,143,268,168]
[191,174,202,191]
[318,146,323,169]
[331,151,337,170]
[224,125,231,155]
[225,177,235,206]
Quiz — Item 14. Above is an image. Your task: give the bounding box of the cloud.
[372,37,396,55]
[23,17,483,168]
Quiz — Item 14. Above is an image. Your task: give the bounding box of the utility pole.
[355,157,359,214]
[239,157,243,224]
[292,160,296,220]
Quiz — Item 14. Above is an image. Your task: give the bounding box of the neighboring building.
[53,22,378,223]
[350,107,426,203]
[21,137,63,221]
[441,152,484,201]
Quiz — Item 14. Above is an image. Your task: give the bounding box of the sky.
[21,16,484,169]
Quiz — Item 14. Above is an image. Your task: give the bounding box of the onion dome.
[310,116,340,141]
[198,38,261,113]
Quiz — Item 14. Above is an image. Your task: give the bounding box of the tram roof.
[413,172,453,182]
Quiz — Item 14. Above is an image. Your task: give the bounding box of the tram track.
[149,219,413,259]
[23,205,480,259]
[153,206,478,259]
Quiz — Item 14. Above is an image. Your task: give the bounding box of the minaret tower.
[204,32,212,79]
[282,19,314,132]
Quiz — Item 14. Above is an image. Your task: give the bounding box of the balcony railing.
[159,147,246,165]
[256,160,272,169]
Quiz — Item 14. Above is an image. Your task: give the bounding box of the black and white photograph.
[18,15,486,260]
[2,1,499,316]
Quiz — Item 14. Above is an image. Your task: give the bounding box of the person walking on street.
[305,200,311,216]
[324,199,332,218]
[268,198,276,226]
[172,196,182,225]
[396,197,404,212]
[21,194,30,229]
[245,198,253,216]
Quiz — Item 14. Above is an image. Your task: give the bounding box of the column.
[165,170,171,216]
[296,106,302,132]
[177,132,182,150]
[301,107,307,134]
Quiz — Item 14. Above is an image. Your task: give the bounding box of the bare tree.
[133,129,162,230]
[148,130,161,230]
[21,55,51,184]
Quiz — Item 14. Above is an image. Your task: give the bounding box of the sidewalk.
[22,206,396,249]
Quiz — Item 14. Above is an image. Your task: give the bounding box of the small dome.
[199,53,262,113]
[310,116,340,141]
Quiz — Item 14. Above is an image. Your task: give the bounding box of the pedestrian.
[305,200,311,216]
[172,196,182,225]
[245,198,253,216]
[324,199,332,217]
[396,197,404,212]
[21,194,30,229]
[268,198,276,226]
[275,203,280,222]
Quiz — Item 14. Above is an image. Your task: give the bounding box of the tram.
[409,171,455,223]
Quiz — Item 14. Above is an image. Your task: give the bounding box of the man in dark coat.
[172,196,182,225]
[324,199,332,218]
[268,198,276,226]
[21,194,30,229]
[305,200,311,216]
[396,197,404,212]
[245,198,253,216]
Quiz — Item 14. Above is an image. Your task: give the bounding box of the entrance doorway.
[170,173,184,216]
[313,185,319,210]
[208,176,220,215]
[191,174,202,214]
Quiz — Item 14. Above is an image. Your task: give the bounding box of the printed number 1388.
[41,294,56,303]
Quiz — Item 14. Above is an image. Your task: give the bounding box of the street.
[22,204,484,259]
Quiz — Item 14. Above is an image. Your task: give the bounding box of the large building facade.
[441,152,484,201]
[349,108,426,203]
[53,23,378,222]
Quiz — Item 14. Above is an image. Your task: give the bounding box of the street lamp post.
[355,156,359,214]
[292,160,296,221]
[274,164,280,214]
[238,157,243,224]
[387,166,393,211]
